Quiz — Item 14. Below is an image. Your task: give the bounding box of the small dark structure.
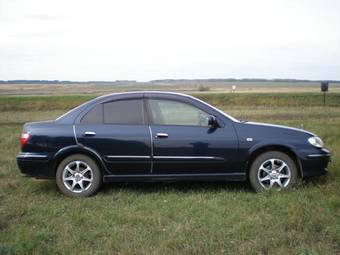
[321,81,329,92]
[321,81,329,106]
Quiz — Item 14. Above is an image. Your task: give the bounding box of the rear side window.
[104,99,144,124]
[80,99,144,125]
[81,104,103,124]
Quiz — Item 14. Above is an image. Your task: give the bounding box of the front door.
[146,98,239,174]
[75,98,152,175]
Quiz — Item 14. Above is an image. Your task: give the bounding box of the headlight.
[308,136,324,148]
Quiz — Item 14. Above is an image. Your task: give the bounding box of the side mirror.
[208,115,219,128]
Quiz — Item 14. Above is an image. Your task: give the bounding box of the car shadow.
[30,179,252,197]
[101,180,253,194]
[31,175,330,196]
[30,179,58,195]
[302,175,329,186]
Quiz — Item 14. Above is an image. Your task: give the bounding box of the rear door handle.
[84,131,96,137]
[155,133,168,138]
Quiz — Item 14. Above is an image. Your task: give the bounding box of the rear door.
[145,97,239,175]
[75,97,152,175]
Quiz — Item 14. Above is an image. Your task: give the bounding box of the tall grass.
[1,93,340,112]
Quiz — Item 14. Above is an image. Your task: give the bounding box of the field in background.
[1,81,340,95]
[0,92,339,254]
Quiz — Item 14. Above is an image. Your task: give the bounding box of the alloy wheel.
[257,158,291,190]
[62,160,93,193]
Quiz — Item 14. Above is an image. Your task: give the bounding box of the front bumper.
[16,152,55,179]
[299,148,331,178]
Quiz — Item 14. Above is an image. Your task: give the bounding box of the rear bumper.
[299,148,331,178]
[16,153,55,179]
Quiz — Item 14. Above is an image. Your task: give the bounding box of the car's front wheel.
[56,154,102,197]
[249,151,299,192]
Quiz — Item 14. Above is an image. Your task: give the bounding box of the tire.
[249,151,299,192]
[56,154,102,197]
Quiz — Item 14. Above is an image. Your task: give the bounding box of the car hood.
[241,121,316,137]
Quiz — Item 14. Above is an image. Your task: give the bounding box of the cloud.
[9,32,53,38]
[24,14,61,21]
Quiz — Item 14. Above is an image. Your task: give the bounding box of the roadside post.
[321,81,328,106]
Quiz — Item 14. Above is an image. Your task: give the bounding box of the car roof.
[56,91,193,123]
[94,91,192,101]
[56,91,238,124]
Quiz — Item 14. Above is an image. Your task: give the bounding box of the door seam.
[148,125,154,174]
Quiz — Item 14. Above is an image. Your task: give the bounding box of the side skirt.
[103,172,246,183]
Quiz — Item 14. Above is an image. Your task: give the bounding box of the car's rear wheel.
[249,151,299,192]
[56,154,102,197]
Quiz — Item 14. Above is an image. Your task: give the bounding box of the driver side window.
[147,99,210,126]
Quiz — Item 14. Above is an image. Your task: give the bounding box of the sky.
[0,0,339,81]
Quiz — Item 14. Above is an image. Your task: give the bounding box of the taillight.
[20,132,31,147]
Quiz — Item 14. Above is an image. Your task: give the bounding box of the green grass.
[1,92,340,112]
[0,95,94,112]
[0,93,339,254]
[194,92,340,107]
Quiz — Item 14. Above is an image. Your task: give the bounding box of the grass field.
[0,92,339,254]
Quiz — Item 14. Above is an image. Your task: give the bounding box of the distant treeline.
[150,78,340,83]
[0,80,137,84]
[0,79,339,84]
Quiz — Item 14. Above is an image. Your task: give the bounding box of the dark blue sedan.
[17,92,330,196]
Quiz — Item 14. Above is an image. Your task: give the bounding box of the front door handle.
[155,133,168,138]
[84,131,96,137]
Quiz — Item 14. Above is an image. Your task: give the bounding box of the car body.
[17,92,331,196]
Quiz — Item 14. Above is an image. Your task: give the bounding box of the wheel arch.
[246,144,303,178]
[53,145,109,176]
